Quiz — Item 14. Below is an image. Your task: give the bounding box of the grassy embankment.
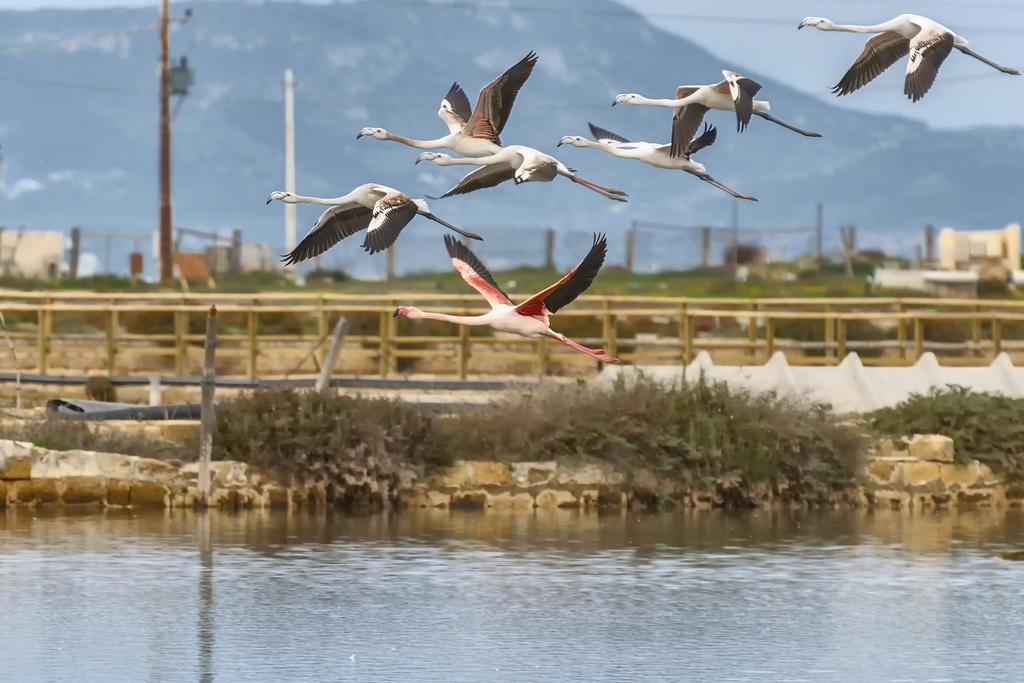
[8,382,1024,500]
[0,262,933,299]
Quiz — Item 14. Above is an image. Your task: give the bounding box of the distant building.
[206,242,277,275]
[0,228,64,278]
[939,223,1021,276]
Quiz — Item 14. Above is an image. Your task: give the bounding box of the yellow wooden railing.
[1,291,1022,378]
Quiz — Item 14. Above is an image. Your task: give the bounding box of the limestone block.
[212,461,249,487]
[0,440,33,479]
[554,462,609,486]
[135,457,180,483]
[940,463,979,489]
[466,461,512,487]
[434,461,469,488]
[130,481,169,507]
[209,487,240,509]
[510,462,556,486]
[908,434,955,463]
[95,452,136,479]
[32,449,102,479]
[487,491,535,510]
[61,476,107,505]
[10,479,60,505]
[867,460,897,484]
[534,488,579,509]
[976,462,1000,486]
[899,461,942,487]
[106,479,131,506]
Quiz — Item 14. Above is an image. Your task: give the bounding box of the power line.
[374,0,1024,34]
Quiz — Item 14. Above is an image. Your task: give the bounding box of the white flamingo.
[613,70,821,158]
[415,145,628,202]
[266,183,481,263]
[558,122,757,201]
[396,234,619,364]
[798,14,1020,102]
[356,51,538,157]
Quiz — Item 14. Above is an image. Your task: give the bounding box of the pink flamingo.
[395,234,619,364]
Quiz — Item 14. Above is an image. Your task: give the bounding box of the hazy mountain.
[0,0,1021,274]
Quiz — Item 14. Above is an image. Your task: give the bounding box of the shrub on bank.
[432,376,865,484]
[213,389,446,480]
[869,386,1024,479]
[211,377,865,488]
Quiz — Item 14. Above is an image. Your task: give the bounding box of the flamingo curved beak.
[355,132,364,139]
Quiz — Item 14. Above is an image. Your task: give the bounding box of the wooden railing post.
[317,296,328,367]
[459,303,471,380]
[247,310,259,379]
[316,316,348,392]
[747,303,758,362]
[993,318,1003,357]
[601,300,618,361]
[174,310,187,375]
[684,310,695,364]
[764,315,775,359]
[971,304,982,355]
[896,308,907,362]
[36,308,49,375]
[106,309,118,375]
[824,303,835,362]
[677,302,688,365]
[913,317,925,360]
[837,317,848,358]
[535,338,549,377]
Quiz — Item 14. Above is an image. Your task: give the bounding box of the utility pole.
[544,228,556,269]
[925,224,935,266]
[158,0,173,284]
[284,69,297,256]
[700,227,711,268]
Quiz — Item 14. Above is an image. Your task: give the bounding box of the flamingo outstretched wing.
[515,233,607,317]
[281,204,372,266]
[444,235,512,308]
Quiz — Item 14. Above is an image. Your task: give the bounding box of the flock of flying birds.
[266,14,1019,363]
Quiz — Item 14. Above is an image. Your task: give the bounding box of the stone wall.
[2,434,1021,512]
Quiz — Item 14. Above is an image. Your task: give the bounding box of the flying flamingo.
[613,70,821,158]
[557,122,757,201]
[356,51,538,157]
[798,14,1020,102]
[266,183,481,263]
[395,234,620,364]
[415,145,628,202]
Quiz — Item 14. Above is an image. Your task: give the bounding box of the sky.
[2,0,1023,128]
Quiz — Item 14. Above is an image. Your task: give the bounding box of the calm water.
[3,509,1024,682]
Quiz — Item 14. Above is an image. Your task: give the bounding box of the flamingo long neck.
[386,132,452,149]
[820,21,898,33]
[630,95,687,108]
[417,311,491,325]
[284,194,349,205]
[438,153,503,167]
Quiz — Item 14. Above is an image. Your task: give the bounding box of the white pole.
[284,69,296,255]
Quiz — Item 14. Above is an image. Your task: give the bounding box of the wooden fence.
[1,291,1023,378]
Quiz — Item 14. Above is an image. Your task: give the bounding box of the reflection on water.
[3,508,1024,682]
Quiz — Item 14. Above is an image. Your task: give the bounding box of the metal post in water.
[316,316,349,393]
[198,306,217,504]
